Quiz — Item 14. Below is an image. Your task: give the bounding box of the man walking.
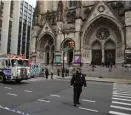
[45,68,49,79]
[70,69,87,107]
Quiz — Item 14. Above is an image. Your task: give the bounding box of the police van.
[0,58,31,83]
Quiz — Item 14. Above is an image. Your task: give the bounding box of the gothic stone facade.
[31,1,131,66]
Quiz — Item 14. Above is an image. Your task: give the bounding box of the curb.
[56,78,114,83]
[86,79,114,83]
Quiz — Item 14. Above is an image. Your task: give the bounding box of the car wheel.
[0,74,4,82]
[15,80,22,83]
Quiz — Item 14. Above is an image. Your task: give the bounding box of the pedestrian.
[65,68,69,76]
[50,69,53,79]
[57,69,60,76]
[45,68,49,79]
[67,69,69,76]
[109,62,112,72]
[61,68,64,77]
[42,68,45,77]
[70,69,87,107]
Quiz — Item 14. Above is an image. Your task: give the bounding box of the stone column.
[125,11,131,56]
[89,50,92,64]
[75,19,82,51]
[49,52,52,64]
[43,52,46,64]
[101,41,105,63]
[102,49,104,62]
[74,17,82,66]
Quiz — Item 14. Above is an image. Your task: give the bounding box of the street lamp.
[61,29,66,78]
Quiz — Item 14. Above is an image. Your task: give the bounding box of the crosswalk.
[109,83,131,115]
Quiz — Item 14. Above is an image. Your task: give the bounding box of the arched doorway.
[38,34,55,65]
[91,40,102,65]
[62,38,75,65]
[104,39,115,65]
[82,16,123,64]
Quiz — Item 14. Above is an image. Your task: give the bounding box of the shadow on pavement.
[3,81,29,85]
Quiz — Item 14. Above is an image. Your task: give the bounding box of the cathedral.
[30,1,131,67]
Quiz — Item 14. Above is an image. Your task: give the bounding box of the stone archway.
[104,39,116,65]
[37,34,55,65]
[82,17,124,64]
[91,40,102,65]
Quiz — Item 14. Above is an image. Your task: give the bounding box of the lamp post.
[62,30,66,78]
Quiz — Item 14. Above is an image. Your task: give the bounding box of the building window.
[7,21,12,53]
[29,5,32,10]
[21,0,24,5]
[68,1,77,8]
[24,2,28,8]
[10,0,14,18]
[20,4,23,9]
[0,20,2,27]
[0,1,4,17]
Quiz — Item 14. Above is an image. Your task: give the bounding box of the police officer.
[70,68,87,106]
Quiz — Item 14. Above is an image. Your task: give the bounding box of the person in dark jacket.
[70,69,87,107]
[45,68,49,79]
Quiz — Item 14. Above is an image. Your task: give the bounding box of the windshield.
[11,59,17,67]
[17,60,29,66]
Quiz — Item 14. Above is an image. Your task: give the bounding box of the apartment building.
[0,0,34,59]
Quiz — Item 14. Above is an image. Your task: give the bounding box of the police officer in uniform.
[70,69,87,106]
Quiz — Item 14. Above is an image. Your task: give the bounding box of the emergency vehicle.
[0,58,31,83]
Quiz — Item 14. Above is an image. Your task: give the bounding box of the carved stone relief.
[66,10,76,23]
[57,1,63,21]
[84,7,91,18]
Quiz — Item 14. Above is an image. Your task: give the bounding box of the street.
[0,78,130,115]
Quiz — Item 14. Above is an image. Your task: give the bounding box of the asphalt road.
[0,78,130,115]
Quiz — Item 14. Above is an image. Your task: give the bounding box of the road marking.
[4,87,12,89]
[110,105,131,111]
[7,93,18,96]
[112,101,131,106]
[112,97,131,102]
[113,93,131,96]
[24,90,32,93]
[82,99,95,103]
[113,91,131,94]
[0,105,29,115]
[79,107,98,112]
[109,111,131,115]
[113,95,131,99]
[38,99,50,103]
[50,94,60,97]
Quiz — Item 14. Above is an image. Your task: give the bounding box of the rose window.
[96,28,110,40]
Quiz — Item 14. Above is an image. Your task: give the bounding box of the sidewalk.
[29,75,131,84]
[55,75,131,84]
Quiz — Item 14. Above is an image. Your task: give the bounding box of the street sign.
[55,56,61,63]
[63,47,73,52]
